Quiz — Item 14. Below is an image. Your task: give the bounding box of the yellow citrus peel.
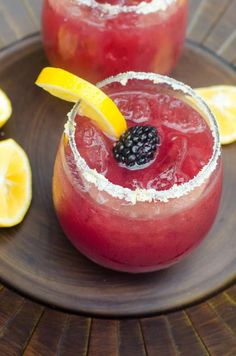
[0,139,32,227]
[195,85,236,145]
[0,88,12,128]
[35,67,127,138]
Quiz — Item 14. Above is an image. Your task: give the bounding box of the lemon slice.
[35,67,127,138]
[0,88,12,128]
[0,139,32,227]
[195,85,236,145]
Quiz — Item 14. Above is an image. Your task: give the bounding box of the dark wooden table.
[0,1,236,355]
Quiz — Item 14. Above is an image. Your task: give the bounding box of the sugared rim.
[71,0,177,15]
[65,71,221,203]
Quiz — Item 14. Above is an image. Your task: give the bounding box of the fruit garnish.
[195,85,236,145]
[0,88,12,128]
[113,125,160,168]
[35,67,127,138]
[0,139,32,227]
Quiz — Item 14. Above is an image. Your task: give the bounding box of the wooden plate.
[0,34,235,317]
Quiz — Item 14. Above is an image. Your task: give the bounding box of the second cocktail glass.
[42,0,188,83]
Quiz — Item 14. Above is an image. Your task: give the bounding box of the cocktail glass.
[53,72,222,273]
[42,0,188,83]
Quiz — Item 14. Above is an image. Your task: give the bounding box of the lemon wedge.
[0,88,12,128]
[0,139,32,227]
[195,85,236,145]
[35,67,127,138]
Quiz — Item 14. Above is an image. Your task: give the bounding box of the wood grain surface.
[0,0,236,354]
[0,284,236,355]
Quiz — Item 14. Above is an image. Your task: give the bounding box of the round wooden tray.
[0,34,235,317]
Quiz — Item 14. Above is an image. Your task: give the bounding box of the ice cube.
[147,166,176,191]
[75,119,109,175]
[160,98,207,133]
[113,94,152,123]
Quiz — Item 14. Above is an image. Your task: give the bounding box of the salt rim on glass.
[68,0,177,15]
[65,71,221,204]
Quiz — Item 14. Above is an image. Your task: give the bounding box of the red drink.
[53,73,222,272]
[42,0,188,83]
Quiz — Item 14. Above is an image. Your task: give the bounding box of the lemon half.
[0,139,32,227]
[195,85,236,145]
[0,88,12,128]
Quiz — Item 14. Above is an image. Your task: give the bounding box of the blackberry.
[113,125,160,168]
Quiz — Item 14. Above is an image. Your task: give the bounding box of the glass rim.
[70,0,177,15]
[65,71,221,204]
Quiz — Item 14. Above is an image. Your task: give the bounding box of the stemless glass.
[53,72,222,273]
[42,0,188,83]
